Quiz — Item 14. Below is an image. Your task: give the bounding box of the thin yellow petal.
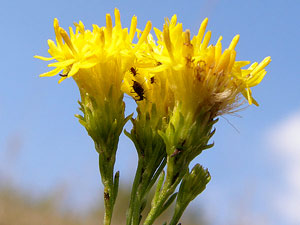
[68,63,80,77]
[201,30,211,50]
[58,76,67,84]
[196,18,208,48]
[114,8,122,30]
[228,34,240,50]
[60,28,78,55]
[40,67,62,77]
[34,55,54,61]
[251,56,271,75]
[129,15,137,41]
[136,21,152,49]
[48,59,75,68]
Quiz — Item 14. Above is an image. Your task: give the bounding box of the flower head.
[143,15,271,118]
[35,9,152,151]
[133,15,272,186]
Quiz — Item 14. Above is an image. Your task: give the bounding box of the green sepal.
[157,192,178,217]
[152,170,165,207]
[113,171,120,205]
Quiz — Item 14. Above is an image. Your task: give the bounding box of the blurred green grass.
[0,183,207,225]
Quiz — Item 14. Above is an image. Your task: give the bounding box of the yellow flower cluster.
[36,10,271,121]
[35,11,271,225]
[122,15,271,120]
[35,9,151,108]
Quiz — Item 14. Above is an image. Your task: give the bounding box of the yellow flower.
[140,15,271,119]
[36,9,152,105]
[35,8,153,150]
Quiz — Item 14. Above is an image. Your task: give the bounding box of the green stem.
[127,160,143,225]
[143,162,187,225]
[103,185,113,225]
[132,189,142,225]
[143,181,173,225]
[168,203,187,225]
[98,151,117,225]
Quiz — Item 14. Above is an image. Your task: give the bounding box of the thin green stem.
[132,190,142,225]
[168,203,187,225]
[103,185,113,225]
[127,160,143,225]
[143,181,173,225]
[98,151,117,225]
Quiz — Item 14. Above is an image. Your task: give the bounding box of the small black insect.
[59,73,68,77]
[132,80,145,101]
[130,67,138,76]
[150,76,155,84]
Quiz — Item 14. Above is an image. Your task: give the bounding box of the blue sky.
[0,0,299,224]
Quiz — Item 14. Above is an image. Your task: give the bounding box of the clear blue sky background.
[0,0,299,224]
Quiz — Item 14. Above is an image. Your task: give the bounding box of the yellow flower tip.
[39,67,62,77]
[79,21,85,29]
[129,15,137,41]
[184,29,191,43]
[263,56,272,66]
[201,30,211,50]
[58,76,67,84]
[73,21,85,33]
[251,56,272,75]
[252,98,259,106]
[53,18,64,47]
[217,36,223,43]
[246,88,253,104]
[170,14,177,25]
[114,8,122,29]
[59,28,77,55]
[53,18,59,29]
[163,24,174,60]
[216,49,230,71]
[136,21,152,48]
[34,55,54,61]
[196,17,208,44]
[228,34,240,50]
[105,13,113,37]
